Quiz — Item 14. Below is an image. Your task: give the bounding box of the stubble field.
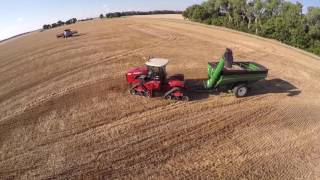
[0,15,320,179]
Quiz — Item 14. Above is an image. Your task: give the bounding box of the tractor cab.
[145,58,168,83]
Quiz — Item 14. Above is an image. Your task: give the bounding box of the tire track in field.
[0,90,262,166]
[0,98,181,166]
[3,97,256,178]
[0,43,85,74]
[46,99,274,179]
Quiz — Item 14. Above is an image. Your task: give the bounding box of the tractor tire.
[165,95,172,100]
[164,87,180,98]
[233,84,248,98]
[144,91,152,98]
[129,89,137,95]
[182,96,189,101]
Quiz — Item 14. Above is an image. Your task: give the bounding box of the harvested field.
[0,14,320,179]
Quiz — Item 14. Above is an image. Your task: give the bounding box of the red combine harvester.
[126,58,189,101]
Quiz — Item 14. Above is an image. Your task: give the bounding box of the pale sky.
[0,0,319,41]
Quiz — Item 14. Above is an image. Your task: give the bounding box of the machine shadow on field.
[73,33,86,37]
[249,78,301,97]
[183,78,217,101]
[183,78,300,101]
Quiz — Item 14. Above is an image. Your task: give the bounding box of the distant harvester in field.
[56,29,78,39]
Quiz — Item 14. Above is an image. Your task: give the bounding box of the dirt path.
[0,15,319,179]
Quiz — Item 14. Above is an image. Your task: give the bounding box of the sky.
[0,0,319,41]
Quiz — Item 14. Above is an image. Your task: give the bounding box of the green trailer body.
[198,57,268,97]
[184,50,268,97]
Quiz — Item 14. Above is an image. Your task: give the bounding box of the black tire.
[129,89,137,95]
[233,84,248,98]
[182,96,189,101]
[164,87,180,99]
[165,95,172,100]
[144,91,152,98]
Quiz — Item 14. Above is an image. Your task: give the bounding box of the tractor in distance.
[125,48,268,101]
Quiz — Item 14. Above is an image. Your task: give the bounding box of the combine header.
[125,49,268,101]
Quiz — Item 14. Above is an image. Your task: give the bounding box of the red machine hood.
[126,67,148,84]
[127,67,148,75]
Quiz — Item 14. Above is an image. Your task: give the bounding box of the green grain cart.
[186,49,268,97]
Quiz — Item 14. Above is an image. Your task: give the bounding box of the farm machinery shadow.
[248,78,301,97]
[72,33,86,37]
[182,78,300,101]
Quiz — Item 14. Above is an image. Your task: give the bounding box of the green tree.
[306,7,320,47]
[183,0,320,56]
[253,0,263,34]
[183,6,194,19]
[183,4,209,21]
[202,0,219,18]
[229,0,247,28]
[192,5,209,21]
[57,20,65,26]
[265,0,282,17]
[215,0,233,23]
[307,7,320,25]
[245,2,255,30]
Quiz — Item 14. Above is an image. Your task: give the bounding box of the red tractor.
[126,58,189,101]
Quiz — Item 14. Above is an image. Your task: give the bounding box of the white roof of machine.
[145,58,169,67]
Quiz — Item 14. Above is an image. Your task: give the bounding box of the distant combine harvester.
[56,29,78,39]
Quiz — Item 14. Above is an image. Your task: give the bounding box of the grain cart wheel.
[233,84,248,98]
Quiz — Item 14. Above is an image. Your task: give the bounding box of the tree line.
[183,0,320,56]
[100,10,182,19]
[43,18,78,30]
[42,10,181,30]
